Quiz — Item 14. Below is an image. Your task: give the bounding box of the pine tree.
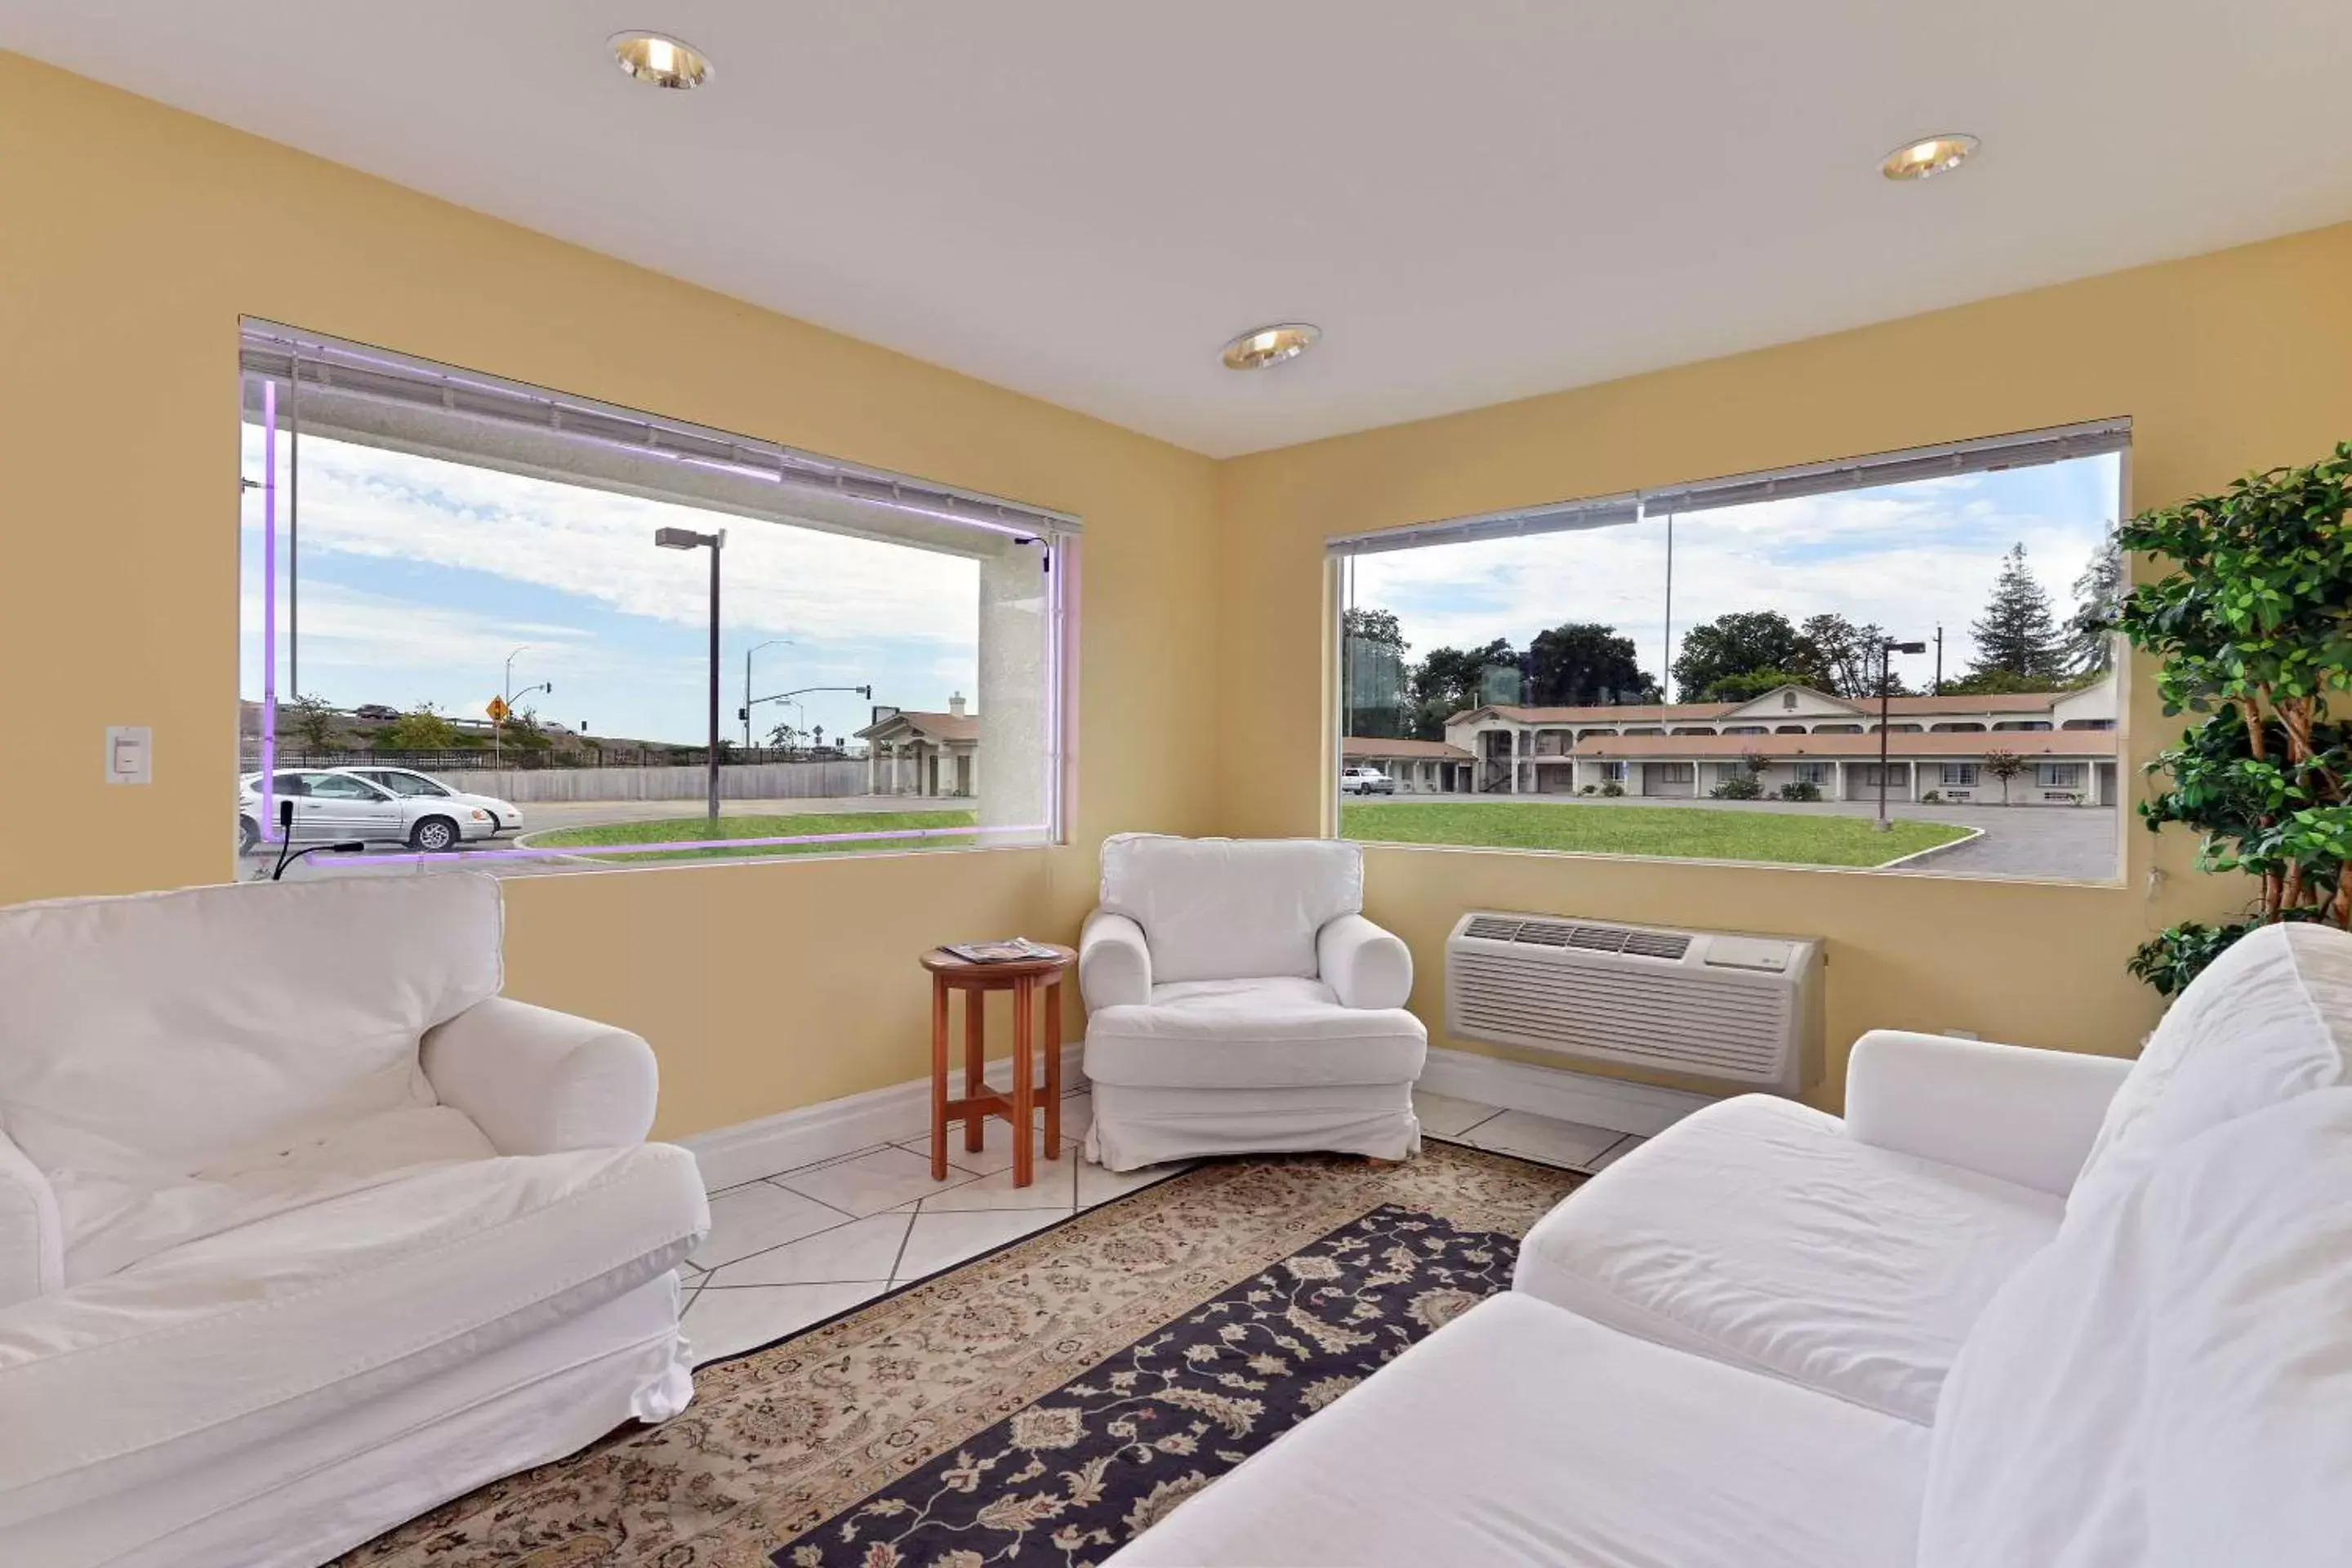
[1968,543,2065,681]
[2063,526,2123,678]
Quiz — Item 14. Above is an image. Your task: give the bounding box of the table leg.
[963,984,986,1153]
[1044,976,1062,1156]
[929,973,949,1181]
[1011,974,1036,1188]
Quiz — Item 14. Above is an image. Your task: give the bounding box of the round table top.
[921,942,1077,981]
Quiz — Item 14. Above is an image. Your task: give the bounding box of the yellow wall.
[1217,219,2352,1101]
[0,55,1220,1138]
[8,51,2351,1134]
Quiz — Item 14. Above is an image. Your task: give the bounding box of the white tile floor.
[678,1085,1645,1365]
[1414,1089,1649,1174]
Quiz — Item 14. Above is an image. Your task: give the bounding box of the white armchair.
[1079,835,1428,1170]
[0,874,709,1568]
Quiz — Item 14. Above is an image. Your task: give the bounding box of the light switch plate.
[105,725,152,785]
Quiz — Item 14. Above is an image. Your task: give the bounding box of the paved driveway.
[1362,792,2121,881]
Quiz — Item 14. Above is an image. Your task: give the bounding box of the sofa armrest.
[1843,1029,2134,1198]
[1316,914,1414,1011]
[1080,910,1152,1009]
[0,1125,63,1309]
[421,996,658,1155]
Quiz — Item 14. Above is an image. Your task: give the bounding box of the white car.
[237,770,501,854]
[1340,765,1397,795]
[332,766,524,837]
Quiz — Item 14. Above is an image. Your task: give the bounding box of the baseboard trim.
[1417,1045,1716,1138]
[680,1044,1088,1191]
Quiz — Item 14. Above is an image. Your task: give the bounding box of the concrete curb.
[1875,824,1986,871]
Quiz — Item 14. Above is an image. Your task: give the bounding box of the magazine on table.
[943,937,1058,964]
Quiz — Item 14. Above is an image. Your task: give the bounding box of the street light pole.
[743,638,793,750]
[1876,637,1929,831]
[498,645,529,780]
[655,527,727,824]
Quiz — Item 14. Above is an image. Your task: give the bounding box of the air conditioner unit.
[1445,912,1825,1097]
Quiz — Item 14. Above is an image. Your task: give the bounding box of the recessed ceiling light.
[610,31,713,91]
[1880,134,1979,181]
[1221,323,1321,371]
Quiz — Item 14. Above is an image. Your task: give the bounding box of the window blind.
[1327,417,2128,555]
[239,320,1079,555]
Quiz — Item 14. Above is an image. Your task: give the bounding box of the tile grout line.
[698,1272,896,1290]
[883,1203,920,1291]
[1445,1107,1508,1140]
[700,1170,977,1276]
[1586,1133,1637,1169]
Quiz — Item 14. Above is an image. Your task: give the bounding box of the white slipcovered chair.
[0,874,710,1568]
[1078,834,1427,1170]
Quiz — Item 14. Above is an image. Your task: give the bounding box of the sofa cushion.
[1098,835,1361,984]
[2069,920,2352,1216]
[1513,1094,2062,1424]
[1920,1088,2352,1568]
[0,876,504,1183]
[1083,978,1426,1089]
[0,1140,705,1527]
[56,1104,498,1285]
[1109,1292,1929,1568]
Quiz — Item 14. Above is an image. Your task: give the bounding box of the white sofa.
[0,875,710,1568]
[1113,920,2352,1566]
[1079,835,1426,1171]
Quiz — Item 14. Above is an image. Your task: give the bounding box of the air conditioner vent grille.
[1446,911,1820,1094]
[1459,915,1693,961]
[1622,929,1693,960]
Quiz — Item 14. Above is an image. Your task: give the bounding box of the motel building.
[1343,674,2119,806]
[857,696,979,797]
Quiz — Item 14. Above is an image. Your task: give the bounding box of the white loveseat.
[0,875,710,1568]
[1079,835,1426,1171]
[1114,920,2352,1566]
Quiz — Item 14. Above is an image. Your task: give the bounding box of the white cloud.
[1352,458,2118,689]
[244,427,981,646]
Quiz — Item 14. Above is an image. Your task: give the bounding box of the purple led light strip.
[258,380,281,844]
[339,821,1049,866]
[1046,541,1065,836]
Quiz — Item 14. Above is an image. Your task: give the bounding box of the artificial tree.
[2116,440,2352,996]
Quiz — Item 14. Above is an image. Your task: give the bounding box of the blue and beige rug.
[345,1143,1580,1568]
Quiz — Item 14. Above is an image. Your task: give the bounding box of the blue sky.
[239,427,986,747]
[1349,453,2121,698]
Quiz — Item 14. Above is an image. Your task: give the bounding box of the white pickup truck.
[1340,765,1396,795]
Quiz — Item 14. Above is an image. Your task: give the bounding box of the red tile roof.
[1454,684,2087,727]
[1342,736,1475,760]
[1569,731,2117,760]
[856,710,978,743]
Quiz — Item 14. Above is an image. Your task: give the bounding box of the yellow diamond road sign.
[487,697,510,722]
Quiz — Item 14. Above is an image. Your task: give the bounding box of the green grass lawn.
[526,808,979,862]
[1341,800,1970,867]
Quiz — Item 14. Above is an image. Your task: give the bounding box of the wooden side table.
[921,943,1078,1187]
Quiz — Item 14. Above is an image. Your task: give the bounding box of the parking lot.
[237,793,967,879]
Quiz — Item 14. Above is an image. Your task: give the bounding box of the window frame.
[1322,418,2133,886]
[238,320,1079,879]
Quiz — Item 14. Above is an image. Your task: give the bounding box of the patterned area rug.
[341,1143,1580,1568]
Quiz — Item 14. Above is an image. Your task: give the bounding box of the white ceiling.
[7,2,2351,457]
